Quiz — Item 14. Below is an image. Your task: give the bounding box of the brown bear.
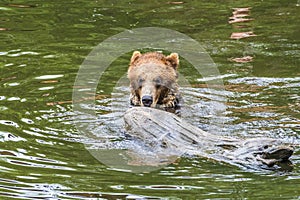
[127,51,181,113]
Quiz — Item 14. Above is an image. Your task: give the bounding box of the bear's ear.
[130,51,142,65]
[166,53,179,69]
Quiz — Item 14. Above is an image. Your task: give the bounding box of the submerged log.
[124,107,295,171]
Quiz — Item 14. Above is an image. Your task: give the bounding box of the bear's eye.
[138,78,144,83]
[137,78,144,88]
[154,77,162,88]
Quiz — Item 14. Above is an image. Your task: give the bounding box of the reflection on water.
[229,7,253,24]
[0,0,299,199]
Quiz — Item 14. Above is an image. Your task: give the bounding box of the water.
[1,0,299,199]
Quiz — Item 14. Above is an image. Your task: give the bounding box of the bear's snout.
[141,95,153,107]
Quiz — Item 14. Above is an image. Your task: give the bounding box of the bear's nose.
[141,95,153,107]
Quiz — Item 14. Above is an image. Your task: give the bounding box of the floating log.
[124,107,294,171]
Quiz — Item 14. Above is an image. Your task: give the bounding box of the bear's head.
[128,51,179,107]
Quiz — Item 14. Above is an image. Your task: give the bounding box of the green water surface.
[0,0,299,199]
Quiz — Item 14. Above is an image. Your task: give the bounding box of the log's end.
[257,145,294,167]
[262,146,294,161]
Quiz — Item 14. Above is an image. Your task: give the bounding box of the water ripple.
[0,132,25,142]
[228,76,300,87]
[0,120,19,128]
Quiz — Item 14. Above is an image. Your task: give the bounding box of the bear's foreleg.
[130,94,141,106]
[161,94,179,108]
